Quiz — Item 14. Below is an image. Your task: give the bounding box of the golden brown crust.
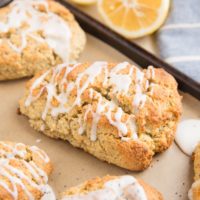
[0,0,86,80]
[19,62,182,171]
[138,180,163,200]
[194,143,200,181]
[62,175,163,200]
[189,143,200,200]
[189,183,200,200]
[0,141,53,200]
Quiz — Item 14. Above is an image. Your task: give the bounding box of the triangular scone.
[189,143,200,199]
[0,141,55,200]
[61,175,163,200]
[0,0,86,80]
[19,62,182,171]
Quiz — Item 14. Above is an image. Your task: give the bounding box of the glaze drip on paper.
[0,0,71,62]
[25,62,155,141]
[175,119,200,156]
[62,175,147,200]
[0,142,55,200]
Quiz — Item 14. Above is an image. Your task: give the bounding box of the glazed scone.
[0,141,55,200]
[19,62,182,171]
[189,143,200,200]
[0,0,86,80]
[61,175,163,200]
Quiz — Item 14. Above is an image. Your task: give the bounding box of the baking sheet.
[0,34,200,199]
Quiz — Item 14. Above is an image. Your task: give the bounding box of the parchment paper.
[0,34,199,199]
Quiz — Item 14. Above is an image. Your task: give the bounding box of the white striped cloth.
[156,0,200,83]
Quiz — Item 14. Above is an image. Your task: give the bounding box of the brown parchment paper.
[0,34,200,200]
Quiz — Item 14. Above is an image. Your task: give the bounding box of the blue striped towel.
[156,0,200,83]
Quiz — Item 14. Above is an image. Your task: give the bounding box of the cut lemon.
[98,0,170,38]
[70,0,96,5]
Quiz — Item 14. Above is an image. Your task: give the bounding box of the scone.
[189,143,200,200]
[61,175,163,200]
[19,62,182,171]
[0,0,86,80]
[0,141,55,200]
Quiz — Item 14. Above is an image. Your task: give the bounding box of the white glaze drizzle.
[40,124,46,131]
[0,142,55,200]
[0,142,27,159]
[132,68,146,108]
[62,175,147,200]
[133,66,155,108]
[30,145,50,163]
[41,184,56,200]
[109,62,133,94]
[25,62,156,142]
[175,119,200,156]
[78,117,84,135]
[146,66,155,79]
[84,91,137,141]
[0,0,71,62]
[25,70,50,107]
